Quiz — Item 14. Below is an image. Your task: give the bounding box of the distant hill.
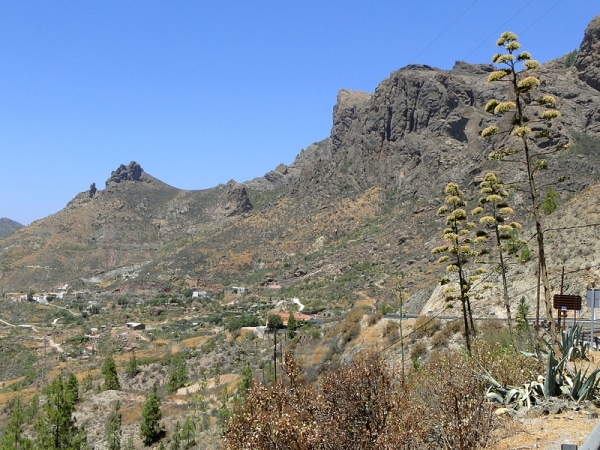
[0,218,24,239]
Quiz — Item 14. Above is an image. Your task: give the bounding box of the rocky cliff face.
[291,21,600,205]
[222,180,253,217]
[575,14,600,92]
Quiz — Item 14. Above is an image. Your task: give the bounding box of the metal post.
[592,307,595,350]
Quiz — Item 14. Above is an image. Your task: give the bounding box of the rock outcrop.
[223,180,253,217]
[105,161,144,186]
[575,14,600,92]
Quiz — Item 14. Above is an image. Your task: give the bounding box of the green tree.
[473,172,523,337]
[286,313,297,339]
[432,182,487,353]
[181,416,195,449]
[102,355,120,391]
[125,351,138,379]
[238,364,252,395]
[106,401,122,450]
[81,373,93,393]
[520,243,531,263]
[166,353,188,393]
[66,373,79,404]
[212,365,221,389]
[123,437,134,450]
[516,297,530,332]
[266,314,283,331]
[189,370,210,434]
[34,373,87,449]
[169,421,181,450]
[482,31,568,344]
[564,49,578,68]
[140,383,162,445]
[0,397,33,450]
[25,394,38,424]
[217,390,231,431]
[542,187,558,215]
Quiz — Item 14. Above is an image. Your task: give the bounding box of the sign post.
[587,289,600,348]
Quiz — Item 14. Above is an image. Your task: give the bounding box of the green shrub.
[564,49,577,68]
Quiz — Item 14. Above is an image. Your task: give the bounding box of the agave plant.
[558,324,589,361]
[560,365,600,403]
[485,345,600,409]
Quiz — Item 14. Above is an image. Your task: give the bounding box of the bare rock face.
[105,161,144,186]
[224,180,253,216]
[575,14,600,91]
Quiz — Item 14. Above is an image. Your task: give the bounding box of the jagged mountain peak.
[105,161,146,186]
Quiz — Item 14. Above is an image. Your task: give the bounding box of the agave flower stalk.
[482,32,569,347]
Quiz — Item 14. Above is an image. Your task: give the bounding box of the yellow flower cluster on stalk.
[472,172,525,340]
[481,31,567,163]
[432,183,488,353]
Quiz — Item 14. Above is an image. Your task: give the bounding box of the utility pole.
[536,259,540,328]
[394,279,405,385]
[273,330,277,384]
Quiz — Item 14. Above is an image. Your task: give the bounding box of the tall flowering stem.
[473,173,523,341]
[433,183,487,354]
[482,32,568,346]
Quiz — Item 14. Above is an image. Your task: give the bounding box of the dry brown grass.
[181,334,210,348]
[120,403,143,424]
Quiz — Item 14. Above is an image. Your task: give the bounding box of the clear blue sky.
[1,1,598,225]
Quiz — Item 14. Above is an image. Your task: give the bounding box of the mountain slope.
[1,16,600,319]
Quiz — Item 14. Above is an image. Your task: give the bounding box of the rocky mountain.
[2,16,600,318]
[0,218,24,239]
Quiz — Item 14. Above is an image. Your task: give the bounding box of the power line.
[408,0,479,65]
[462,0,536,61]
[518,0,564,37]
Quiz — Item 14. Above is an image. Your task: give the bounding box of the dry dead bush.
[419,351,497,450]
[414,316,441,339]
[367,311,382,326]
[445,318,464,334]
[324,307,365,344]
[410,340,427,360]
[382,321,399,343]
[431,327,453,348]
[224,350,498,450]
